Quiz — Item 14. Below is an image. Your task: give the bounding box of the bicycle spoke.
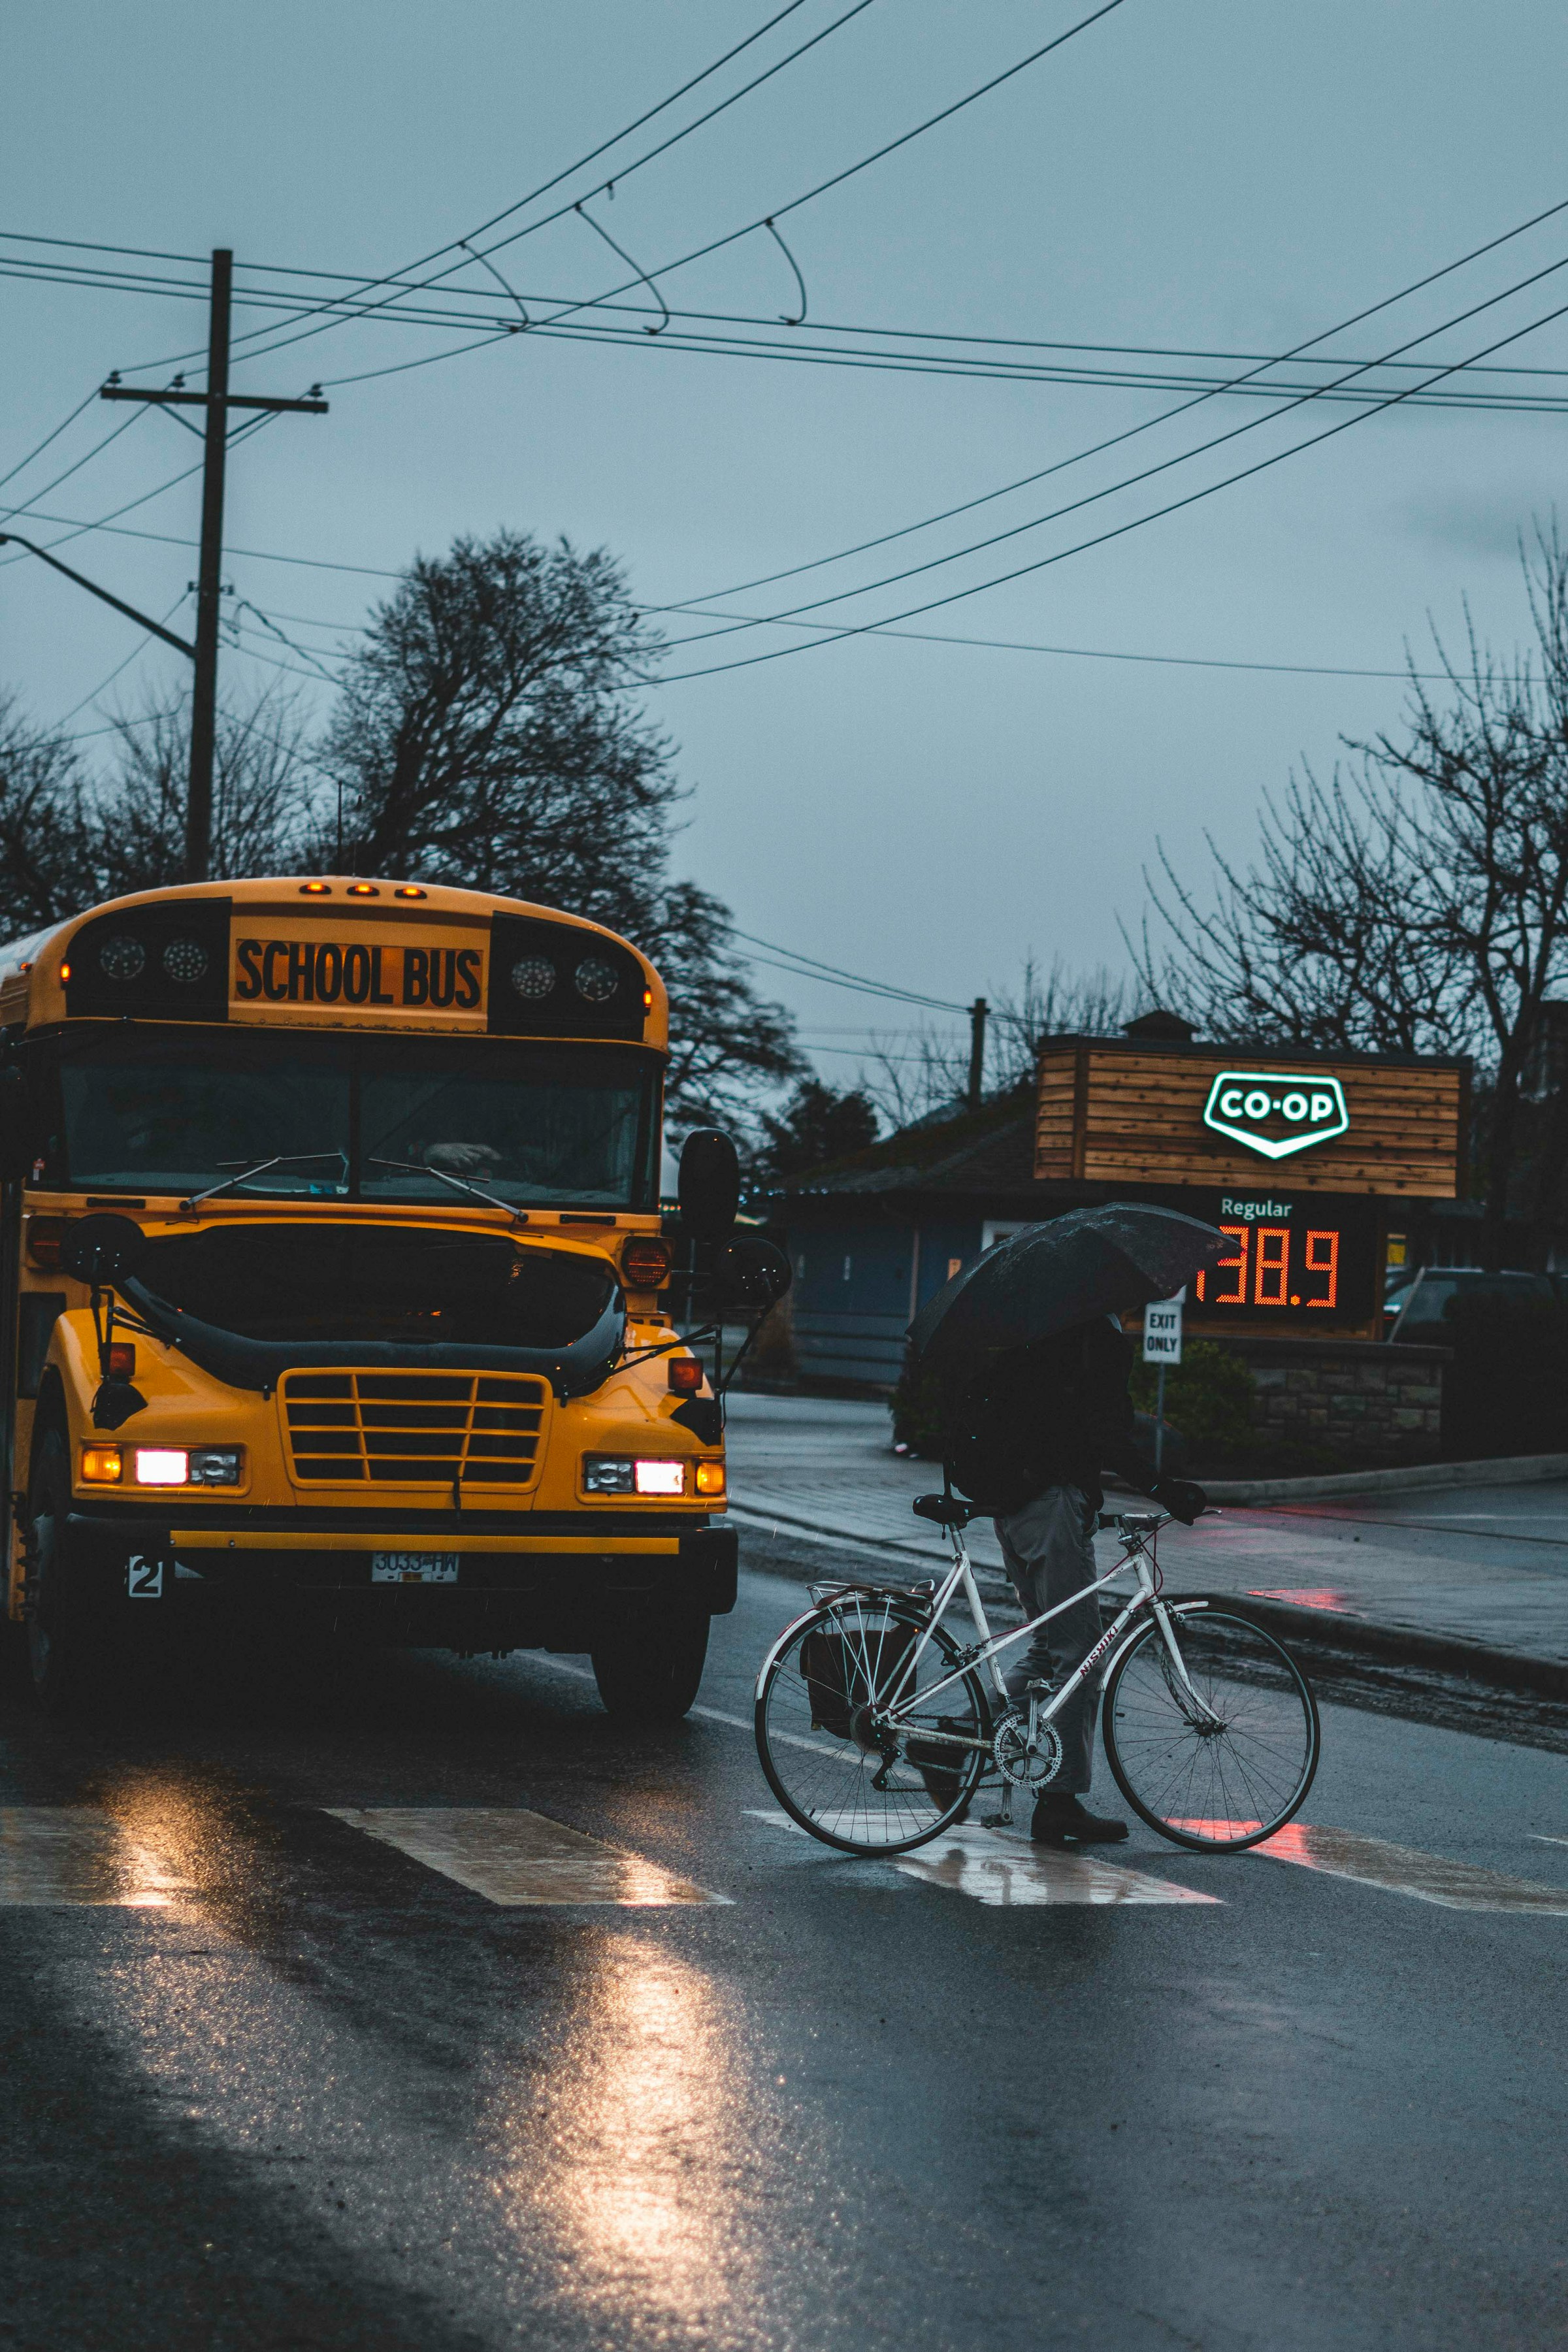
[755,1593,990,1855]
[1104,1609,1318,1852]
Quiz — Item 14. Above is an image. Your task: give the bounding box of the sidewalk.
[723,1392,1568,1691]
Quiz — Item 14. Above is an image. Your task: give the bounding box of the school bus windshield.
[43,1029,660,1207]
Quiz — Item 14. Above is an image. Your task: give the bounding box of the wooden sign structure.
[1034,1038,1465,1196]
[1034,1036,1467,1339]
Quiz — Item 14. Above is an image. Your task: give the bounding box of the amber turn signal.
[694,1460,725,1497]
[621,1235,674,1287]
[105,1341,136,1379]
[80,1445,123,1484]
[668,1357,704,1394]
[27,1217,67,1269]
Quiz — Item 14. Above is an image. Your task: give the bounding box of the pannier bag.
[800,1619,916,1742]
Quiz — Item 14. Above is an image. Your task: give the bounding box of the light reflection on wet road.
[5,1559,1568,2350]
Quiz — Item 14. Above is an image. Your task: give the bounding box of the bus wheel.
[26,1426,103,1718]
[590,1610,710,1723]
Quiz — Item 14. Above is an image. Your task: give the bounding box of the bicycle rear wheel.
[755,1592,992,1855]
[1102,1604,1319,1853]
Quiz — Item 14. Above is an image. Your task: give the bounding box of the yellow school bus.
[0,875,747,1718]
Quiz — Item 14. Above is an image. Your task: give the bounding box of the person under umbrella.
[908,1207,1217,1848]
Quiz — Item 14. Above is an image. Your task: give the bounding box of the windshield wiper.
[182,1149,349,1212]
[368,1155,528,1228]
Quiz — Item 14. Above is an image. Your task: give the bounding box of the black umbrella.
[907,1203,1224,1392]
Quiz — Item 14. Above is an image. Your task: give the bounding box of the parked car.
[1384,1267,1558,1346]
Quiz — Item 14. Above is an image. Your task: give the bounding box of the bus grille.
[281,1371,548,1486]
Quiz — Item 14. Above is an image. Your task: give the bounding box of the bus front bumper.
[39,1505,738,1646]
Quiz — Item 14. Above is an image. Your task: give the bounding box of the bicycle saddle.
[913,1493,978,1527]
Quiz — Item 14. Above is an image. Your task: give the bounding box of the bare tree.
[988,955,1130,1087]
[95,687,321,895]
[0,693,101,933]
[321,531,802,1127]
[1139,525,1568,1267]
[854,956,1129,1130]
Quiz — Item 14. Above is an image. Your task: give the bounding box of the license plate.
[371,1554,459,1584]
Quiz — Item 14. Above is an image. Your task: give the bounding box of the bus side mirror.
[58,1215,149,1288]
[678,1129,740,1243]
[0,1066,33,1183]
[713,1235,792,1317]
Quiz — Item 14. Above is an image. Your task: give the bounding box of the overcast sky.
[5,1,1567,1092]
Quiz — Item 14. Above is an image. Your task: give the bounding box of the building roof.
[769,1090,1039,1201]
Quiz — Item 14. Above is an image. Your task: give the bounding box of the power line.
[661,192,1568,610]
[0,410,276,572]
[0,387,104,498]
[16,504,404,578]
[13,250,1568,418]
[109,0,846,378]
[655,238,1568,653]
[48,591,193,729]
[657,278,1568,683]
[649,602,1456,681]
[0,401,146,526]
[255,0,881,364]
[723,923,968,1011]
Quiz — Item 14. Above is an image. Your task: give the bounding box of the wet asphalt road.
[5,1550,1568,2352]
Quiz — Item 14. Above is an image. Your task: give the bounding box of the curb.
[1200,1453,1568,1505]
[1216,1592,1568,1703]
[728,1501,1568,1705]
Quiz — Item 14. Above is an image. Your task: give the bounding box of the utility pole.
[967,998,988,1113]
[102,250,327,882]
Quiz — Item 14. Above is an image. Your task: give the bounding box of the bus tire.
[590,1609,710,1722]
[25,1423,105,1718]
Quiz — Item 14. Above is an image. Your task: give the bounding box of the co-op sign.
[1201,1070,1349,1162]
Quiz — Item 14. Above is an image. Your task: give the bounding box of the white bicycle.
[754,1495,1320,1856]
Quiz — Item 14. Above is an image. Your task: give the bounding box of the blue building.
[770,1093,1041,1390]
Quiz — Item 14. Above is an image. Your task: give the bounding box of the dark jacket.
[945,1316,1160,1514]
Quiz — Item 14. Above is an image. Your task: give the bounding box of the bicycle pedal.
[981,1808,1014,1830]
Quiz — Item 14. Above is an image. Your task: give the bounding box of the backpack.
[941,1333,1085,1514]
[798,1618,917,1742]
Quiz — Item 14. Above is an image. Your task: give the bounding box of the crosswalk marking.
[0,1807,191,1907]
[326,1807,730,1906]
[745,1808,1220,1906]
[1254,1822,1568,1912]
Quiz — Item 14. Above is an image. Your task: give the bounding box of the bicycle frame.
[870,1514,1222,1747]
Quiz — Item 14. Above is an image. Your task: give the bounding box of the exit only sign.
[1143,1293,1184,1364]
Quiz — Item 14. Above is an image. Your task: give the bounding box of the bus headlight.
[131,1447,242,1487]
[135,1449,188,1485]
[582,1455,687,1497]
[190,1448,242,1485]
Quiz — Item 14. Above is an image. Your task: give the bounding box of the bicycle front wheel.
[1102,1604,1319,1853]
[755,1592,992,1855]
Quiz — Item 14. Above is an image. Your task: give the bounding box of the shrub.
[889,1345,947,1456]
[1129,1339,1255,1454]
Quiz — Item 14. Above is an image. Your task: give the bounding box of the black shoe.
[1030,1794,1129,1846]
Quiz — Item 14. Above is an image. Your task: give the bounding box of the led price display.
[1196,1224,1340,1309]
[1178,1192,1378,1329]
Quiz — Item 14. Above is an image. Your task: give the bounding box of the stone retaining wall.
[1222,1335,1450,1467]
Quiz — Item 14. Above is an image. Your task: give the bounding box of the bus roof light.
[299,881,332,894]
[394,885,427,900]
[346,883,380,897]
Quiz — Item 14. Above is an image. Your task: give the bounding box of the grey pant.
[994,1485,1101,1794]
